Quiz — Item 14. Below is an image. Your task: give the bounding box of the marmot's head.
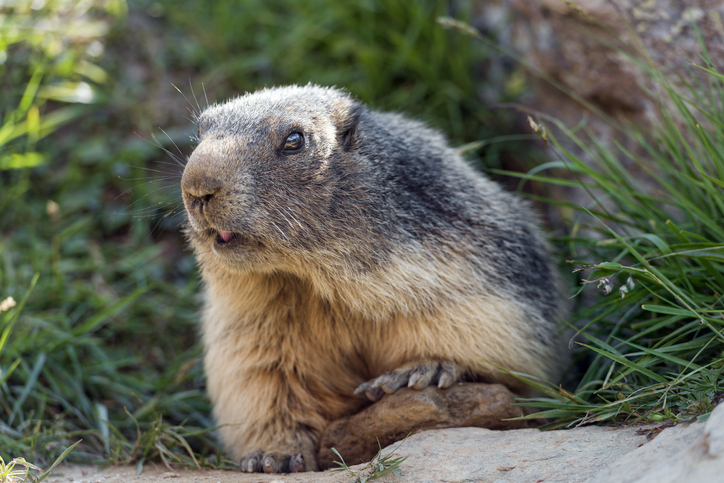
[181,85,373,273]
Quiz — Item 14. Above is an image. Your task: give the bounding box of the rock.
[376,402,724,483]
[45,464,351,483]
[705,399,724,457]
[473,1,724,222]
[46,404,724,482]
[585,403,724,483]
[505,0,724,126]
[373,424,646,483]
[316,383,532,470]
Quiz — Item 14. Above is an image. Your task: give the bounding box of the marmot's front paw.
[354,361,459,401]
[240,450,306,473]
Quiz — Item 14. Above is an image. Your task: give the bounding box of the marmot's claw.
[437,362,459,389]
[240,449,263,472]
[241,451,305,473]
[353,381,384,400]
[355,362,460,401]
[353,381,372,396]
[289,454,305,472]
[407,362,437,390]
[379,368,412,393]
[365,385,385,401]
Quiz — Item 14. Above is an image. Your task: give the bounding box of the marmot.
[180,85,565,474]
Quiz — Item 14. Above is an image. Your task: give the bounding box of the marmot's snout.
[182,162,216,230]
[181,143,239,233]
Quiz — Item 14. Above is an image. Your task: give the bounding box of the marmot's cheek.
[184,212,205,232]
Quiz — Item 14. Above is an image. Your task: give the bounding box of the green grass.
[0,441,80,482]
[0,0,126,170]
[332,437,407,483]
[491,25,724,427]
[154,0,516,147]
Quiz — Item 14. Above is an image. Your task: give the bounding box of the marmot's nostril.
[183,182,220,204]
[188,192,215,204]
[183,186,218,216]
[185,190,216,204]
[181,161,222,203]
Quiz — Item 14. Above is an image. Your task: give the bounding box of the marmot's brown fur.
[180,85,565,474]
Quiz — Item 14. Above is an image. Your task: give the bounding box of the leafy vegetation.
[332,437,407,482]
[0,0,125,170]
[0,441,79,483]
[154,0,519,146]
[438,14,723,428]
[496,29,724,427]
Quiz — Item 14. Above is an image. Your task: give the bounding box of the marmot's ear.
[339,101,365,151]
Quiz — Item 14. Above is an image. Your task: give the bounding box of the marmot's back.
[181,85,565,474]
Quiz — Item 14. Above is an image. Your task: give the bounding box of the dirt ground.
[44,463,389,483]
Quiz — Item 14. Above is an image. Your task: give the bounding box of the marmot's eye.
[282,132,304,153]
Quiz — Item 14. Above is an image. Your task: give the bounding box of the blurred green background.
[1,0,535,465]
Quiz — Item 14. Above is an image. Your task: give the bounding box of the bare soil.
[45,464,376,483]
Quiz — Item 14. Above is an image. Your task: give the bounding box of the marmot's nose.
[181,139,238,215]
[181,146,224,205]
[181,157,227,219]
[181,155,230,228]
[184,185,219,204]
[182,174,222,205]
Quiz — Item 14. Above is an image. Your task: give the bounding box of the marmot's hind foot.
[354,361,459,401]
[240,450,305,473]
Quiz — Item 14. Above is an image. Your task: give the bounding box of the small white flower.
[46,200,59,217]
[0,296,16,312]
[597,278,613,295]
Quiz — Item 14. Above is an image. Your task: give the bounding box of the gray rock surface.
[385,402,724,483]
[585,403,724,483]
[474,0,724,222]
[47,404,724,483]
[379,424,648,483]
[706,401,724,457]
[504,0,724,126]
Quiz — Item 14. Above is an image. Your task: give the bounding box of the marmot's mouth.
[211,230,263,249]
[215,231,236,247]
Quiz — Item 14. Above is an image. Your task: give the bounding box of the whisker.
[173,214,189,231]
[134,131,187,168]
[282,206,305,231]
[122,165,181,177]
[189,78,202,115]
[158,127,187,161]
[125,184,182,209]
[150,133,187,168]
[180,111,196,124]
[172,83,200,118]
[127,198,184,218]
[152,160,187,170]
